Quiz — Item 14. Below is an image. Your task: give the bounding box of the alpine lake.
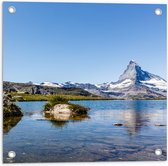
[3,100,167,162]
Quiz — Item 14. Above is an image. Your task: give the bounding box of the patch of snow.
[141,78,167,90]
[95,82,109,88]
[40,82,62,88]
[108,79,133,89]
[33,83,40,85]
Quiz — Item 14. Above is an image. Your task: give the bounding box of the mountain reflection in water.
[119,100,165,136]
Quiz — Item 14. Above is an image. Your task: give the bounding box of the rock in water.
[113,123,123,126]
[51,104,71,114]
[46,104,71,121]
[44,100,89,121]
[154,124,166,127]
[3,94,23,117]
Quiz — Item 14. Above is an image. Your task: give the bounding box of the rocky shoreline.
[3,94,23,117]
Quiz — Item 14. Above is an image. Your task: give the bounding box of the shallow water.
[3,100,167,162]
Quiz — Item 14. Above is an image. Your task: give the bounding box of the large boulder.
[45,104,71,121]
[3,94,23,117]
[44,102,89,121]
[51,104,71,114]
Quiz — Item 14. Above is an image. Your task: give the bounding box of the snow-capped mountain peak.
[119,60,151,82]
[32,60,166,99]
[129,60,137,64]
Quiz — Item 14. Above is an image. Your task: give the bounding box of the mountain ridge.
[3,61,167,99]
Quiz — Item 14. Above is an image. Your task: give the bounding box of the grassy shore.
[9,93,116,101]
[8,92,166,101]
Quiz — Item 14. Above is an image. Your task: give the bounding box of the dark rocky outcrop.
[3,94,23,117]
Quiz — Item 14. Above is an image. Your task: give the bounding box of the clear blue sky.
[3,2,167,84]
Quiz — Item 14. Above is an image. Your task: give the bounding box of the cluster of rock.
[44,103,89,121]
[3,94,23,117]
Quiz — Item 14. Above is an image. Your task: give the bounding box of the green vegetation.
[9,92,114,101]
[69,103,89,115]
[8,92,165,101]
[44,96,68,111]
[10,93,53,101]
[44,96,90,115]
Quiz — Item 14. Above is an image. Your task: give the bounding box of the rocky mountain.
[61,60,166,99]
[95,60,167,99]
[3,61,167,99]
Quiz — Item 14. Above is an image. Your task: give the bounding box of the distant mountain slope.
[3,61,167,99]
[3,81,93,97]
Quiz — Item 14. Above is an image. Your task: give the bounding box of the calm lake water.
[3,100,167,162]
